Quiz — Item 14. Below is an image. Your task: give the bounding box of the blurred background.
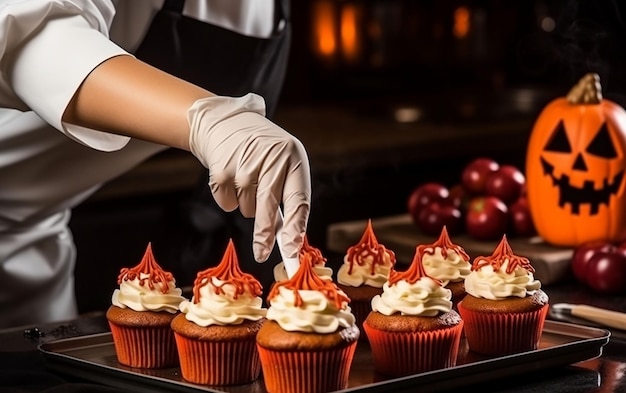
[70,0,626,314]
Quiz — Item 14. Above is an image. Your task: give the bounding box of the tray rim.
[38,320,611,393]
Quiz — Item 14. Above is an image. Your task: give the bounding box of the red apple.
[585,252,626,294]
[461,158,500,195]
[407,183,449,215]
[570,241,617,284]
[448,183,470,210]
[508,197,536,237]
[571,241,626,292]
[485,165,526,205]
[465,196,509,241]
[416,202,463,236]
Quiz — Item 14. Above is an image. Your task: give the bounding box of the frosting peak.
[112,243,185,313]
[389,246,441,286]
[117,242,173,294]
[193,239,263,303]
[337,219,396,287]
[180,239,266,326]
[472,235,534,274]
[430,226,470,261]
[269,253,349,310]
[464,235,541,300]
[421,226,471,286]
[346,219,395,275]
[301,235,328,267]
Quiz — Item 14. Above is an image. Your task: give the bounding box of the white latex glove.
[188,93,311,264]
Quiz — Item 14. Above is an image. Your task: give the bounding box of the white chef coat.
[0,0,274,329]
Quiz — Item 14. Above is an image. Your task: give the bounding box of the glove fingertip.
[253,244,271,263]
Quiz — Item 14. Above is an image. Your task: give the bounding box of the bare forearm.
[62,55,215,150]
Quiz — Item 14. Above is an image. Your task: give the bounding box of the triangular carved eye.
[544,120,571,152]
[587,123,617,158]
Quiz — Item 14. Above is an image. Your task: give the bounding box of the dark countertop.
[1,278,624,393]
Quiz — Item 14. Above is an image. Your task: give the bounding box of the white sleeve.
[0,0,132,152]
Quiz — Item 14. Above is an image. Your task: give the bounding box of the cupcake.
[457,235,549,356]
[336,219,396,337]
[420,226,471,308]
[106,242,186,368]
[273,235,333,282]
[171,239,266,385]
[257,253,360,393]
[363,246,464,377]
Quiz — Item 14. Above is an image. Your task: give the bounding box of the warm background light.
[453,6,471,38]
[341,4,360,62]
[313,0,337,58]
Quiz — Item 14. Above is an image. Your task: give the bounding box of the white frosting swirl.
[371,277,452,316]
[273,261,333,282]
[421,246,471,286]
[111,273,185,313]
[337,252,393,288]
[266,286,356,334]
[465,259,542,300]
[180,277,266,326]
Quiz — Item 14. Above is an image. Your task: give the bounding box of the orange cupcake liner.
[108,322,178,369]
[457,302,549,356]
[257,341,357,393]
[173,333,261,385]
[363,320,464,377]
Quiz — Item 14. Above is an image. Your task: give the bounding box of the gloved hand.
[188,93,311,264]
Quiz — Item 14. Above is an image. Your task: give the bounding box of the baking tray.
[38,320,610,393]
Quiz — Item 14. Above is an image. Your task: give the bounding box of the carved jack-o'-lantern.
[526,73,626,247]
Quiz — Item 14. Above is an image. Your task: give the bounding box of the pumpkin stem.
[566,73,602,105]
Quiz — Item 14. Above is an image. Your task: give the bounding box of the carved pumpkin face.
[526,75,626,246]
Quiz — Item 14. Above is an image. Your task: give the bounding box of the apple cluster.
[407,157,536,241]
[571,241,626,294]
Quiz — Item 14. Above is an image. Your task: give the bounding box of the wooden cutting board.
[326,214,574,285]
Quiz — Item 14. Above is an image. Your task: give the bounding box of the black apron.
[134,0,291,296]
[135,0,290,117]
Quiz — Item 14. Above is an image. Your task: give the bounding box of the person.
[0,0,310,329]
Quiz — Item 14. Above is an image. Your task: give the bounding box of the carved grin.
[540,157,624,215]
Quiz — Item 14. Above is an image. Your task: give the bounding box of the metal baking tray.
[38,320,610,393]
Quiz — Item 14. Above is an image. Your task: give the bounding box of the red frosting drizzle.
[117,242,173,294]
[388,246,442,287]
[268,253,350,310]
[299,234,327,267]
[345,219,396,275]
[192,239,263,303]
[472,235,535,274]
[421,225,470,261]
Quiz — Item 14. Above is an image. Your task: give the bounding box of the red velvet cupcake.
[106,243,186,368]
[336,219,396,338]
[420,226,472,309]
[458,235,549,356]
[257,253,359,393]
[363,246,463,377]
[171,239,266,385]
